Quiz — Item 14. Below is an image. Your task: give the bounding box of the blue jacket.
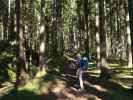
[77,57,89,69]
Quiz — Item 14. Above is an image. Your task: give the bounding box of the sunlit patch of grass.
[88,74,100,78]
[18,80,49,95]
[87,63,100,77]
[109,78,132,89]
[86,61,133,89]
[19,79,40,92]
[121,69,133,72]
[19,71,57,95]
[0,82,14,98]
[87,70,100,74]
[108,63,120,67]
[35,69,47,78]
[88,63,97,68]
[107,62,133,89]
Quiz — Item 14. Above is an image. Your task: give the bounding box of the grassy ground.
[0,56,133,100]
[0,41,132,100]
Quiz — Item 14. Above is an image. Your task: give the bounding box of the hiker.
[76,54,89,90]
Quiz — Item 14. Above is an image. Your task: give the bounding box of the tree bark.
[99,0,109,79]
[52,0,58,57]
[84,0,90,58]
[96,0,100,67]
[128,0,133,90]
[126,2,132,68]
[16,0,28,87]
[38,0,46,70]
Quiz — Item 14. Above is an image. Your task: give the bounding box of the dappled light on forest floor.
[42,79,102,100]
[1,0,133,99]
[84,81,108,92]
[0,89,44,100]
[0,57,133,100]
[0,82,14,97]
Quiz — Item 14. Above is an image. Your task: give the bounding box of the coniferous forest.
[0,0,133,100]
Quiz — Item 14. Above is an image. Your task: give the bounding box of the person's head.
[83,57,88,61]
[76,53,81,59]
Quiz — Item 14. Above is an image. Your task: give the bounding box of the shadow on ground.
[45,57,133,100]
[0,57,133,100]
[0,89,55,100]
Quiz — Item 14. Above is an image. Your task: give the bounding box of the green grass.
[0,71,57,100]
[0,54,133,100]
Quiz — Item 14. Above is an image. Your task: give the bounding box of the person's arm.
[64,55,77,62]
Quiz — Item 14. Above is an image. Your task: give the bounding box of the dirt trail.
[42,58,133,100]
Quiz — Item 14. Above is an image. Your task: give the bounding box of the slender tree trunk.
[126,3,132,68]
[84,0,90,58]
[38,0,46,70]
[128,0,133,90]
[52,0,58,57]
[56,0,63,56]
[7,0,11,41]
[8,9,15,41]
[3,8,8,40]
[0,15,4,40]
[16,0,28,86]
[99,0,109,79]
[77,0,83,53]
[109,0,114,57]
[96,0,100,67]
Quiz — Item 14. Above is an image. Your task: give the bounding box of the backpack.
[79,57,89,70]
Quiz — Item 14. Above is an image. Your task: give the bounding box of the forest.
[0,0,133,100]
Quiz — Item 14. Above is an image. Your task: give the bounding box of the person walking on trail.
[76,54,89,90]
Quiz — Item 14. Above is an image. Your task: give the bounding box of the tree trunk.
[84,0,90,58]
[16,0,28,87]
[52,0,58,57]
[126,3,132,68]
[99,0,109,80]
[128,0,133,90]
[56,0,63,56]
[38,0,46,70]
[0,14,4,40]
[3,8,8,40]
[96,0,100,67]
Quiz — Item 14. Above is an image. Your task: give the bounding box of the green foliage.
[0,1,133,99]
[7,64,16,81]
[0,58,133,100]
[28,64,37,78]
[0,64,16,82]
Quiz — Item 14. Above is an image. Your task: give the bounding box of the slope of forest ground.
[1,0,133,99]
[0,55,133,100]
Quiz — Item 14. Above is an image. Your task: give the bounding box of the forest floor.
[0,56,133,100]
